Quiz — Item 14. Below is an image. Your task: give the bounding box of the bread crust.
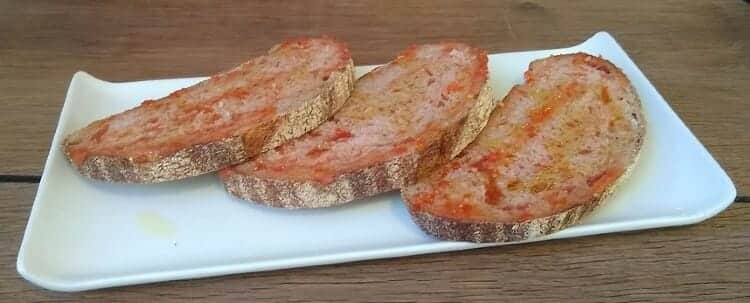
[222,84,495,208]
[406,151,640,242]
[65,60,354,183]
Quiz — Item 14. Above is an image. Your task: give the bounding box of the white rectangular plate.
[17,32,736,292]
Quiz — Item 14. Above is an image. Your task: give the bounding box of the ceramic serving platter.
[17,32,736,291]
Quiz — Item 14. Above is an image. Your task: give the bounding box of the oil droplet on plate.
[136,211,175,238]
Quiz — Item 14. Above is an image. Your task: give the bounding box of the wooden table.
[1,1,748,301]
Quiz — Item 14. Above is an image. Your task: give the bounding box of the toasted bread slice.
[402,53,645,242]
[221,42,495,208]
[64,37,354,183]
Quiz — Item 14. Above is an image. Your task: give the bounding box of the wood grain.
[1,183,748,302]
[0,1,748,194]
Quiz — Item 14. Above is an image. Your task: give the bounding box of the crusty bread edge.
[403,55,648,243]
[406,147,642,243]
[64,60,355,183]
[222,84,496,209]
